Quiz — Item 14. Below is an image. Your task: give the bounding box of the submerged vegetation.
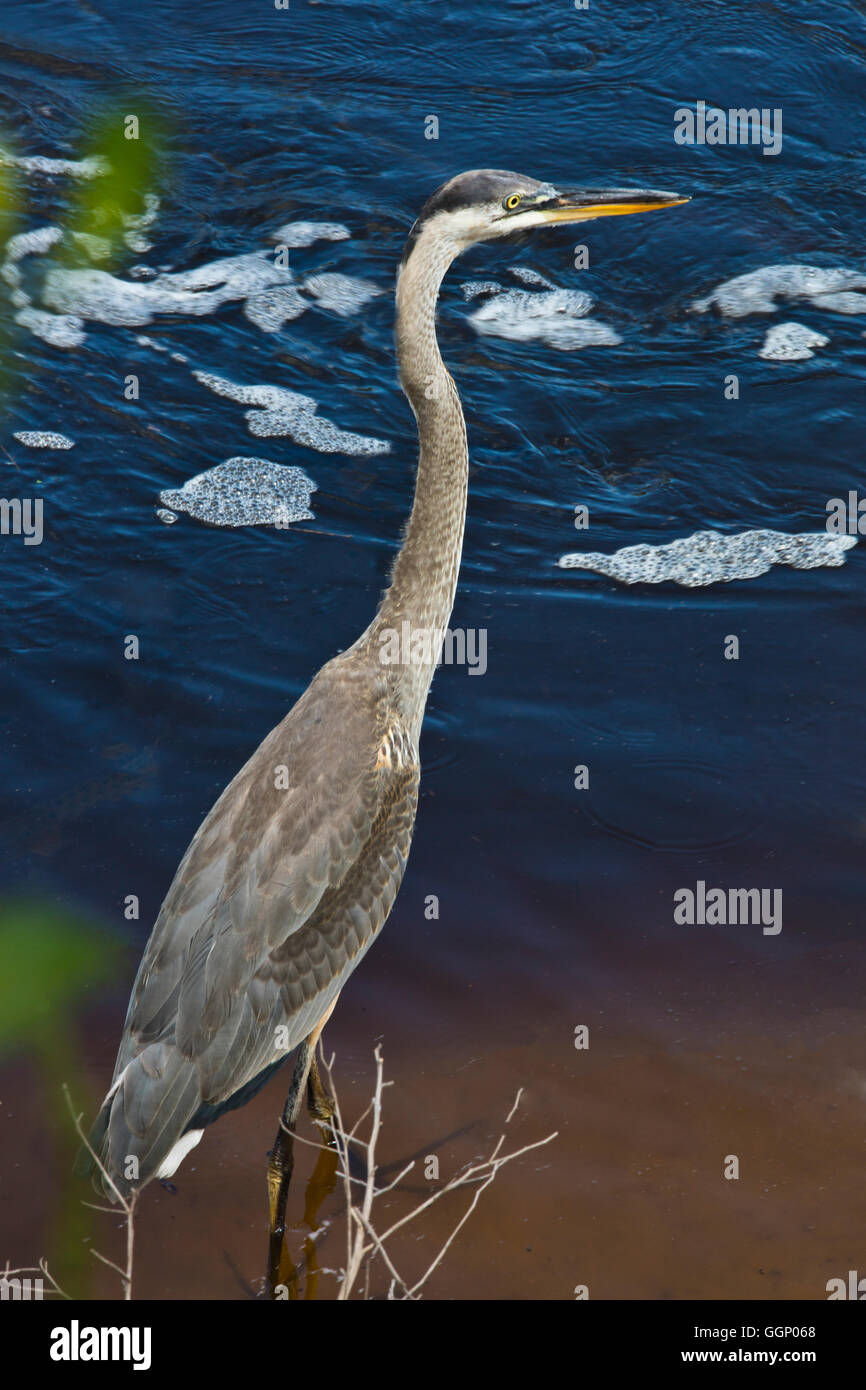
[0,103,165,413]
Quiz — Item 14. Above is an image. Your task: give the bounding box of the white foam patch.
[302,272,383,317]
[462,281,503,301]
[4,225,64,263]
[0,149,109,179]
[36,196,160,265]
[811,291,866,313]
[4,215,376,348]
[558,529,857,587]
[123,193,160,254]
[244,285,307,332]
[159,456,316,528]
[41,251,292,328]
[692,265,866,318]
[469,287,617,350]
[510,266,556,289]
[42,267,163,326]
[272,221,350,247]
[13,430,74,449]
[193,370,390,455]
[1,223,86,346]
[759,322,829,361]
[15,305,86,347]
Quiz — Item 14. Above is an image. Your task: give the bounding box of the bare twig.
[297,1047,557,1300]
[1,1257,69,1300]
[62,1084,137,1300]
[56,1047,552,1303]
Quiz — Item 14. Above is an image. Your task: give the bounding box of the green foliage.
[0,154,18,245]
[59,105,163,268]
[0,104,164,418]
[0,900,121,1056]
[0,900,124,1296]
[0,152,18,404]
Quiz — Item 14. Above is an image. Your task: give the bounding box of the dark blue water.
[2,0,865,1300]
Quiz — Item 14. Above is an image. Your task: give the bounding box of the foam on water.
[558,529,857,587]
[0,149,109,179]
[244,285,307,332]
[759,322,829,361]
[2,209,376,349]
[469,286,617,350]
[159,456,316,528]
[692,264,866,318]
[41,251,291,328]
[65,198,160,263]
[149,253,282,295]
[4,226,64,264]
[510,266,556,289]
[193,370,391,455]
[302,272,383,317]
[2,226,60,299]
[0,223,87,346]
[13,430,74,449]
[123,194,160,254]
[15,305,86,347]
[811,291,866,313]
[462,281,503,301]
[272,221,350,247]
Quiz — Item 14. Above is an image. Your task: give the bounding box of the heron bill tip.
[539,189,690,224]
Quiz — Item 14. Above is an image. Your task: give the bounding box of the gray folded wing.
[88,656,419,1197]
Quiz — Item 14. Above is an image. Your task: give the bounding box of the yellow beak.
[536,187,690,223]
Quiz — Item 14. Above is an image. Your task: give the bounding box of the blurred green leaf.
[60,104,164,269]
[0,153,18,245]
[0,145,19,411]
[0,901,122,1055]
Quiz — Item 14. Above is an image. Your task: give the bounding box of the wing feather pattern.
[87,655,419,1197]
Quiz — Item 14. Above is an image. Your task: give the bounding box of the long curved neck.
[369,224,469,725]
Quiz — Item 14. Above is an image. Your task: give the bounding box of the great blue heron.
[83,169,686,1272]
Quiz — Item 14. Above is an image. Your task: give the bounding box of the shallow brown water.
[4,868,863,1301]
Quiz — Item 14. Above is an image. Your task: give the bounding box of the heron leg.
[304,995,339,1124]
[266,999,341,1297]
[306,1053,336,1123]
[267,1039,314,1293]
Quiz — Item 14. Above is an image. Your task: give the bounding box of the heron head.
[403,168,688,260]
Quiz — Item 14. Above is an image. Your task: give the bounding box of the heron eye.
[503,193,522,211]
